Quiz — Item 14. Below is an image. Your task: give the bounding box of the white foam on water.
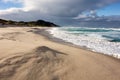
[48,27,120,59]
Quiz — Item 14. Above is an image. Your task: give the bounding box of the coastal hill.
[0,19,59,27]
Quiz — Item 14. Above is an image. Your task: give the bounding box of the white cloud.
[74,14,88,19]
[0,0,119,25]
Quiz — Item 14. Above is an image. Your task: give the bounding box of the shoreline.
[47,27,120,59]
[31,27,120,60]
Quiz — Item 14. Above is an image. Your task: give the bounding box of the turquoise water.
[63,27,120,42]
[49,27,120,59]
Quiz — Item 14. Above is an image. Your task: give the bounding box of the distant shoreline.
[0,19,59,27]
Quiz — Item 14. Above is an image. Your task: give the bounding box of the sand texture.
[0,27,120,80]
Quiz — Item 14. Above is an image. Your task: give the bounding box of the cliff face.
[0,19,59,27]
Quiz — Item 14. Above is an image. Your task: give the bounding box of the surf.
[48,27,120,59]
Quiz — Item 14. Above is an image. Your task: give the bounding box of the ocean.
[48,27,120,59]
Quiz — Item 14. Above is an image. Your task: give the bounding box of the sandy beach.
[0,27,120,80]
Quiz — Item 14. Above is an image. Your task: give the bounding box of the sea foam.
[48,27,120,59]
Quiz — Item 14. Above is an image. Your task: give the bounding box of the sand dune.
[0,27,120,80]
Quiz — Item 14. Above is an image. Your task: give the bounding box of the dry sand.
[0,27,120,80]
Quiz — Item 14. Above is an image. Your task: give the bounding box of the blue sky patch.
[0,1,22,10]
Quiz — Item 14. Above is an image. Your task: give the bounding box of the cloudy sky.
[0,0,120,26]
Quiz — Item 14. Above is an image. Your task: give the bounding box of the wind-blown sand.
[0,27,120,80]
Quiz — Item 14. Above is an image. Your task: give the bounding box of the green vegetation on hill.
[0,19,59,27]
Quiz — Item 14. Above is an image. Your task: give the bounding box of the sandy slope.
[0,27,120,80]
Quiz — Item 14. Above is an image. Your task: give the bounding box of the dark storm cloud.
[0,0,120,26]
